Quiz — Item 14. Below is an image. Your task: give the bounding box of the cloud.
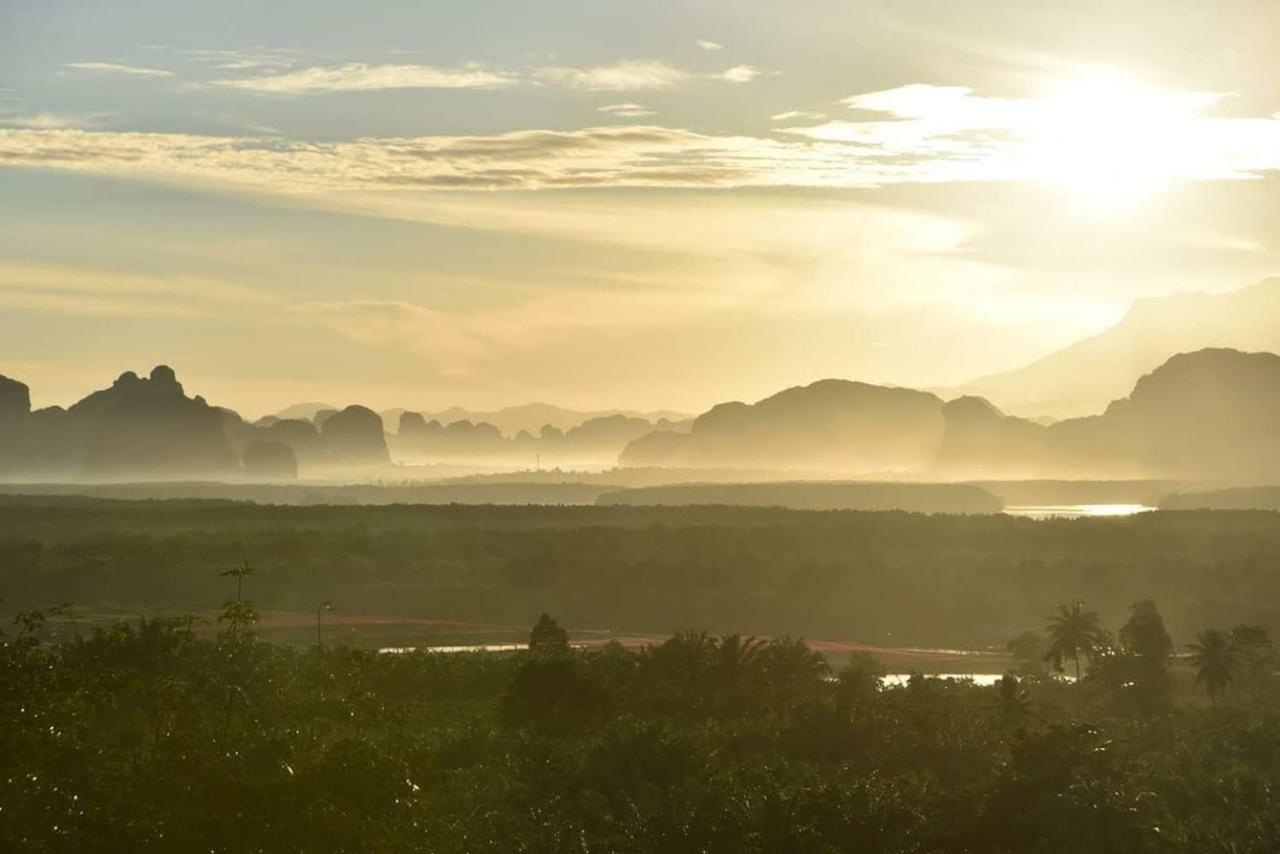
[719,65,762,84]
[695,39,724,51]
[208,62,517,94]
[597,103,656,118]
[535,61,689,92]
[175,48,304,72]
[180,55,758,97]
[779,77,1280,189]
[536,61,762,91]
[288,299,482,373]
[66,62,174,78]
[0,125,858,192]
[288,277,736,379]
[771,110,826,122]
[0,112,106,130]
[4,79,1280,196]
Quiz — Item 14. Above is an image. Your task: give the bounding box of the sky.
[2,0,1279,417]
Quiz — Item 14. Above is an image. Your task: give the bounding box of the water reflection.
[880,673,1076,687]
[880,673,1005,687]
[1004,503,1155,520]
[380,643,528,654]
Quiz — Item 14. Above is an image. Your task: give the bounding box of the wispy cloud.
[289,283,726,379]
[66,62,174,78]
[208,62,517,94]
[0,111,107,130]
[719,65,762,84]
[536,60,764,91]
[0,125,837,192]
[771,110,826,122]
[175,47,304,72]
[5,80,1278,195]
[597,103,656,118]
[695,39,724,51]
[535,61,689,92]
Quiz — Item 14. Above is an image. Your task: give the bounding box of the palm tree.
[1044,602,1103,680]
[758,636,830,702]
[716,633,766,688]
[1187,629,1238,708]
[992,672,1031,728]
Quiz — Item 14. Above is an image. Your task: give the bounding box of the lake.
[1003,503,1156,520]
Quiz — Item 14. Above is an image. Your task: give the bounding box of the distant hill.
[0,365,236,479]
[274,401,690,436]
[1046,348,1280,481]
[405,402,691,436]
[954,278,1280,418]
[622,348,1280,483]
[7,348,1280,484]
[274,402,336,422]
[622,379,946,473]
[1160,486,1280,511]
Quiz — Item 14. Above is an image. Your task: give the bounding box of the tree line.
[3,575,1278,852]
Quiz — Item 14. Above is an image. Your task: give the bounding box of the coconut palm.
[1044,602,1104,680]
[716,633,766,688]
[757,636,830,704]
[1187,628,1238,708]
[992,671,1031,728]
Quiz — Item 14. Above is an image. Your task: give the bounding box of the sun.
[1022,68,1203,213]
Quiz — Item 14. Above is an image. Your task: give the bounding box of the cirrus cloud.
[597,103,656,118]
[535,61,689,92]
[66,62,174,78]
[208,62,518,94]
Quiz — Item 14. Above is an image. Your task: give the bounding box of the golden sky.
[2,0,1278,416]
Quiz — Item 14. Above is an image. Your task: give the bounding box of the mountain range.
[621,348,1280,482]
[274,401,690,437]
[954,277,1280,419]
[5,275,1280,485]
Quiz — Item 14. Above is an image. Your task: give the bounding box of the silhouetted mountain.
[319,405,390,465]
[398,411,430,435]
[563,414,654,450]
[0,375,30,419]
[955,278,1280,418]
[0,376,34,474]
[621,379,945,473]
[934,396,1047,479]
[273,402,336,422]
[259,418,323,465]
[384,402,691,436]
[622,349,1280,482]
[389,409,670,466]
[1047,348,1280,480]
[62,366,237,478]
[4,349,1277,483]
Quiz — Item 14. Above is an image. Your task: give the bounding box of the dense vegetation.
[4,497,1280,647]
[3,601,1278,853]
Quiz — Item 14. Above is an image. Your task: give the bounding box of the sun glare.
[1023,68,1206,213]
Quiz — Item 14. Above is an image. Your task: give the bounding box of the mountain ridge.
[953,277,1280,419]
[622,347,1280,482]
